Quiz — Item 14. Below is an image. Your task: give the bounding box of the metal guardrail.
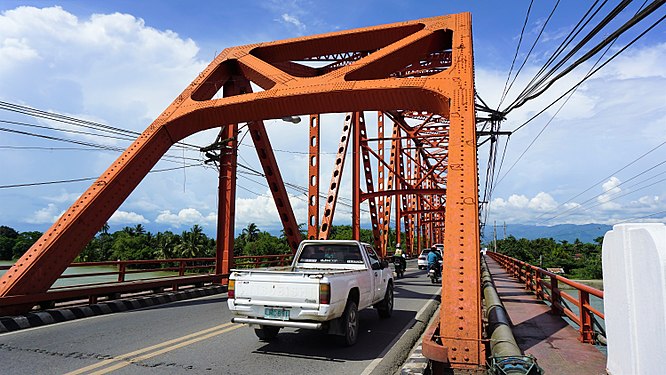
[0,254,293,313]
[486,251,605,344]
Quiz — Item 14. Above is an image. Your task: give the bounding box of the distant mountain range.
[481,223,613,244]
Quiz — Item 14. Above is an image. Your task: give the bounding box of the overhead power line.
[498,0,535,108]
[504,0,665,114]
[533,140,666,220]
[0,163,204,189]
[0,124,201,163]
[0,100,202,151]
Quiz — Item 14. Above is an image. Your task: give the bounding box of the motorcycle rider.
[427,245,442,278]
[393,244,407,271]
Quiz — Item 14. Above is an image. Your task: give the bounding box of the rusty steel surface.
[0,12,483,369]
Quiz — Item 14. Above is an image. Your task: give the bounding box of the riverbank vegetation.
[0,223,386,262]
[1,225,602,279]
[489,235,603,279]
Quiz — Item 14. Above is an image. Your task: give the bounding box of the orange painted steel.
[357,113,382,249]
[487,251,605,344]
[248,119,302,251]
[377,112,386,254]
[0,13,483,369]
[307,114,321,240]
[318,114,353,240]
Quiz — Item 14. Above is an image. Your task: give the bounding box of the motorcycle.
[428,260,441,284]
[393,256,405,278]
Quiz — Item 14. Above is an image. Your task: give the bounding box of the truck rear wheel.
[341,300,359,346]
[377,285,394,318]
[254,325,280,341]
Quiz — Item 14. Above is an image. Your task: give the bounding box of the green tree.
[154,231,180,260]
[176,225,208,258]
[12,231,42,259]
[243,231,290,256]
[242,223,260,242]
[111,227,153,260]
[0,226,19,260]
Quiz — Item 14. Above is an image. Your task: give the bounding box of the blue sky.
[1,1,664,236]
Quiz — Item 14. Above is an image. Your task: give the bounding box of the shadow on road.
[252,309,417,361]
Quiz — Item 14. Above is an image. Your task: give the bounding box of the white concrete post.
[602,223,666,375]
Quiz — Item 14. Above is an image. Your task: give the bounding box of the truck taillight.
[319,283,330,305]
[228,279,235,298]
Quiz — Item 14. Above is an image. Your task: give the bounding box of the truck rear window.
[298,245,364,265]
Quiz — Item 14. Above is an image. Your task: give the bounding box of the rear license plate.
[264,307,290,320]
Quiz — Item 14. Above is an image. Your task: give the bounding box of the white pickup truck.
[227,240,394,345]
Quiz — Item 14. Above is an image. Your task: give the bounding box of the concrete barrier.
[602,223,665,375]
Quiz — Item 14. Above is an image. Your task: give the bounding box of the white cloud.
[155,208,216,228]
[46,191,83,204]
[280,13,306,32]
[598,177,622,210]
[235,191,308,232]
[109,210,149,225]
[603,42,666,80]
[527,192,558,211]
[25,203,62,224]
[0,6,205,129]
[0,37,38,69]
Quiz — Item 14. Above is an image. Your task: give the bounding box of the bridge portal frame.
[0,12,483,370]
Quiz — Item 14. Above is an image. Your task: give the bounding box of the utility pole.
[503,221,507,240]
[201,126,237,284]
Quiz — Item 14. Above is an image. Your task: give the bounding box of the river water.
[0,260,177,288]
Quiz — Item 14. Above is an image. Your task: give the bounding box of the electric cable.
[498,0,534,108]
[500,0,562,109]
[0,100,202,150]
[505,0,612,111]
[533,140,666,220]
[0,163,204,189]
[539,160,666,223]
[505,0,664,114]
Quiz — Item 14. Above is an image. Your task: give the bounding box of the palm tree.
[134,224,146,236]
[154,231,178,260]
[242,223,260,242]
[99,222,110,236]
[176,225,207,258]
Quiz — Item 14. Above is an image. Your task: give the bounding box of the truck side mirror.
[371,262,381,270]
[380,260,389,269]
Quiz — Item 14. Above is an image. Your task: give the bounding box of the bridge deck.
[486,256,607,374]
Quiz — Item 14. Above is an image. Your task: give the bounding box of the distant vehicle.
[228,240,394,346]
[417,248,442,270]
[433,243,444,252]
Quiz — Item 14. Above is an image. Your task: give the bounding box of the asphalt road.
[0,260,440,375]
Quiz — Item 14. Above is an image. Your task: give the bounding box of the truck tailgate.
[234,271,322,305]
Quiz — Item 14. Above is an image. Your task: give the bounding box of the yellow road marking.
[89,325,242,374]
[65,322,240,375]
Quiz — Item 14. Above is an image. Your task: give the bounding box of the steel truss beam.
[0,13,483,371]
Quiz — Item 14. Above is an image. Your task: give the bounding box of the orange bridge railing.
[486,251,605,345]
[0,254,293,314]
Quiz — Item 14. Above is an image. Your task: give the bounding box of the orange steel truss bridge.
[0,13,486,371]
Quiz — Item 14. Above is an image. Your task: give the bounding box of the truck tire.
[254,325,280,341]
[377,285,394,318]
[341,300,359,346]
